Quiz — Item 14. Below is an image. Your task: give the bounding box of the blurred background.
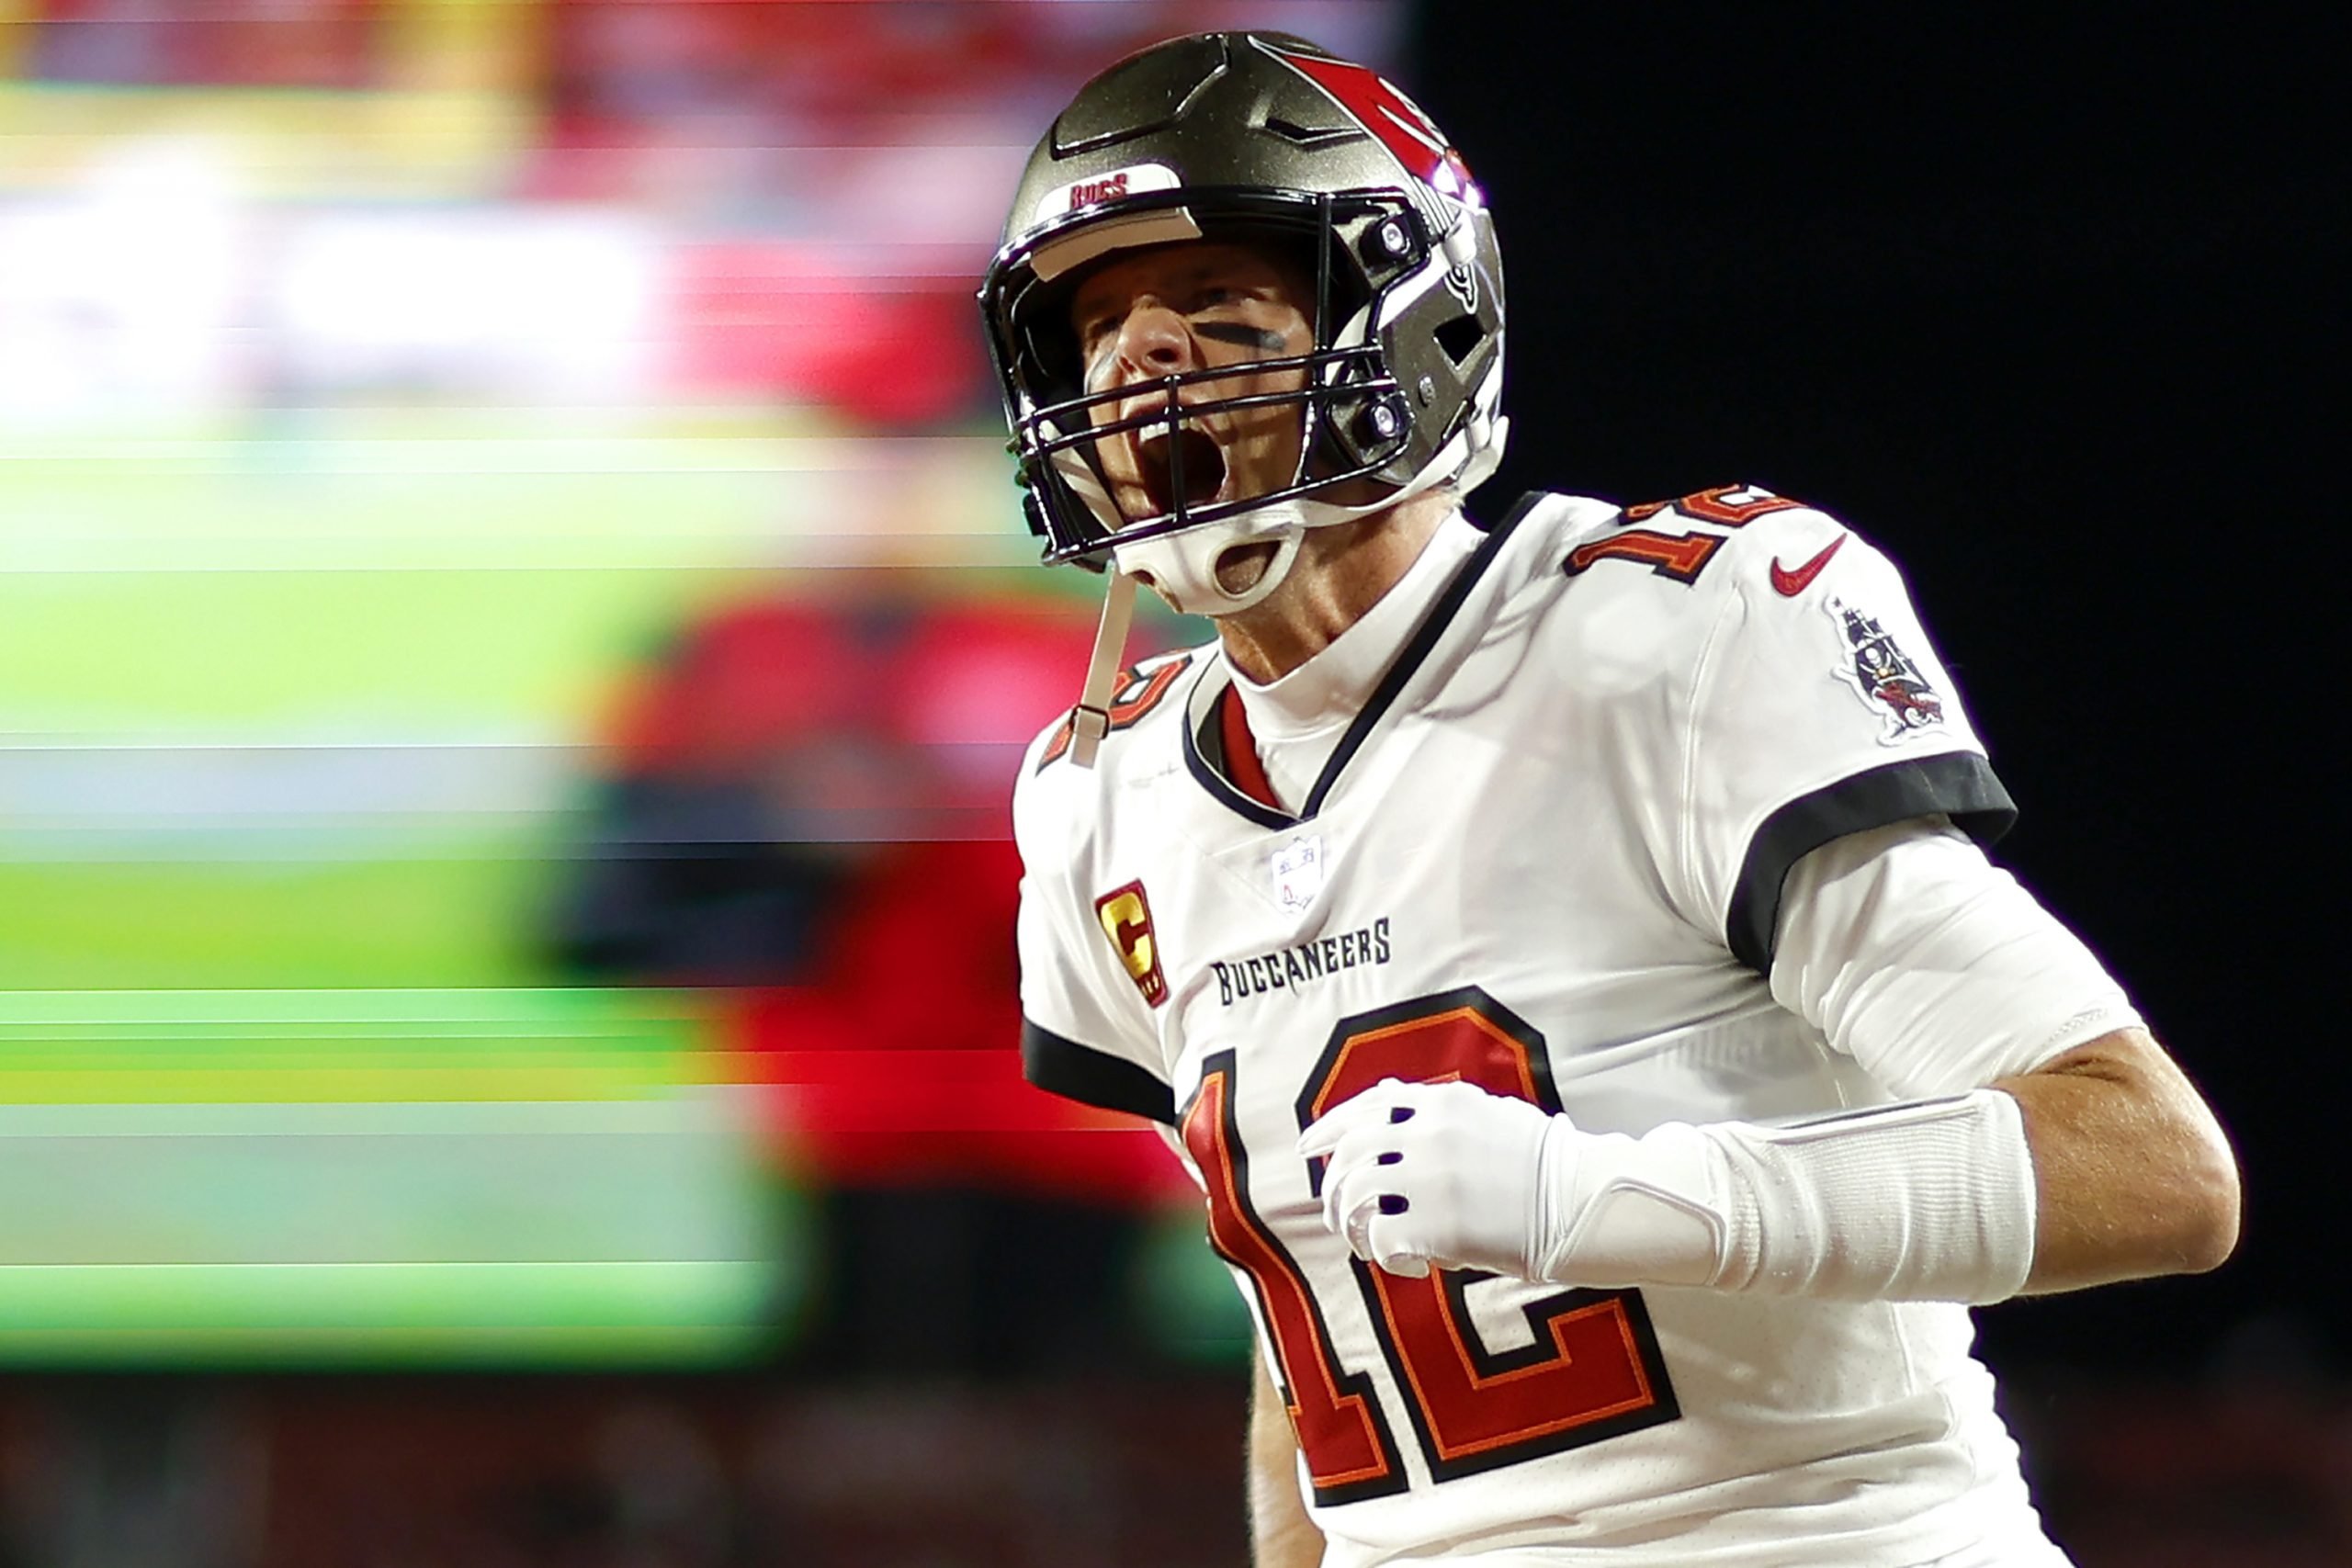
[0,2,2336,1564]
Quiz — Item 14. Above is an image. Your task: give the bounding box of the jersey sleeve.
[1662,503,2018,972]
[1011,739,1176,1127]
[1771,818,2143,1095]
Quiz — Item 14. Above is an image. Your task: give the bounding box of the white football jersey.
[1013,489,2071,1567]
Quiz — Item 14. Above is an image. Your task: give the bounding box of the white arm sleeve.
[1770,817,2143,1097]
[1519,819,2137,1304]
[1532,1085,2041,1303]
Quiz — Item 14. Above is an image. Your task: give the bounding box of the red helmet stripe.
[1264,45,1467,193]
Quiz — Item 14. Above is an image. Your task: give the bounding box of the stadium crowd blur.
[0,2,2339,1565]
[550,575,1201,1374]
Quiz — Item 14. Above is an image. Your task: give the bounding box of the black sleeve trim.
[1725,752,2018,975]
[1021,1017,1175,1126]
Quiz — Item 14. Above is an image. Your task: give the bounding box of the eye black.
[1195,321,1287,355]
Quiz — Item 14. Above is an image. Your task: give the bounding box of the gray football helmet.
[978,31,1507,615]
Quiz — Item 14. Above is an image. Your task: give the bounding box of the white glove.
[1295,1077,1566,1280]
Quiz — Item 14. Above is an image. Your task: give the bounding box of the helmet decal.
[1261,44,1477,205]
[1033,161,1182,229]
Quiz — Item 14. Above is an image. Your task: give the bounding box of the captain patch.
[1094,881,1169,1008]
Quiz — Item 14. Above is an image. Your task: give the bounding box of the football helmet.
[979,31,1507,623]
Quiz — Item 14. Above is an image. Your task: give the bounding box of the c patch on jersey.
[1827,595,1945,741]
[1094,880,1169,1008]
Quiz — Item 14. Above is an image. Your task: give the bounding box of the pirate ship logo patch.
[1827,596,1944,741]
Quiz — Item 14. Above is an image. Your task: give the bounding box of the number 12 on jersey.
[1182,987,1682,1504]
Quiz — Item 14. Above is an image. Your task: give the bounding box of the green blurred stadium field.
[0,413,1035,1366]
[0,403,1248,1371]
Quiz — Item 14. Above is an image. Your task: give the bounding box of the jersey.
[1012,488,2062,1567]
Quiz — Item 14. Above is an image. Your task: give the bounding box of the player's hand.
[1296,1077,1568,1280]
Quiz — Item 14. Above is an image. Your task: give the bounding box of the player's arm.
[1300,1039,2240,1299]
[1301,820,2240,1302]
[1772,816,2239,1294]
[1249,1347,1324,1568]
[1996,1026,2239,1292]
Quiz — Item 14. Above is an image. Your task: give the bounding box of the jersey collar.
[1182,492,1545,829]
[1228,511,1486,744]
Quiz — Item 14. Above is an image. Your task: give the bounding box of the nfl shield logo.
[1271,835,1327,913]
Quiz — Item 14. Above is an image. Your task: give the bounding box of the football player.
[979,31,2238,1568]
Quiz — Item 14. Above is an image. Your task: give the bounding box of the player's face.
[1069,241,1315,525]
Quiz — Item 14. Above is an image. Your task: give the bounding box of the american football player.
[980,31,2237,1568]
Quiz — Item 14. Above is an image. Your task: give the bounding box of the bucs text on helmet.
[978,31,1508,621]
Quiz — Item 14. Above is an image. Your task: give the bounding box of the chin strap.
[1069,570,1138,770]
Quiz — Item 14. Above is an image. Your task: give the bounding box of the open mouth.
[1134,429,1227,519]
[1214,540,1281,595]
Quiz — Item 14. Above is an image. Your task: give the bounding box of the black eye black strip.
[1196,322,1288,354]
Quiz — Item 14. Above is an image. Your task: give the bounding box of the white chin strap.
[1111,505,1306,617]
[1067,570,1138,769]
[1058,366,1511,766]
[1102,411,1508,621]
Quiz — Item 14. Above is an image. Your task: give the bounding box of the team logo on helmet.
[1260,46,1482,313]
[1828,596,1945,741]
[1033,161,1182,227]
[1261,45,1475,202]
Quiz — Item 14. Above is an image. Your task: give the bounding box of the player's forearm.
[1306,1028,2238,1303]
[1250,1349,1324,1568]
[1630,1024,2239,1299]
[1997,1027,2240,1292]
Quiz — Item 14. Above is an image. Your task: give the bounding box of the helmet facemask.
[989,190,1446,612]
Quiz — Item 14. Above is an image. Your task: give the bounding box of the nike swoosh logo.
[1770,533,1848,596]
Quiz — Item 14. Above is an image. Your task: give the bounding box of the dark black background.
[1413,5,2340,1374]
